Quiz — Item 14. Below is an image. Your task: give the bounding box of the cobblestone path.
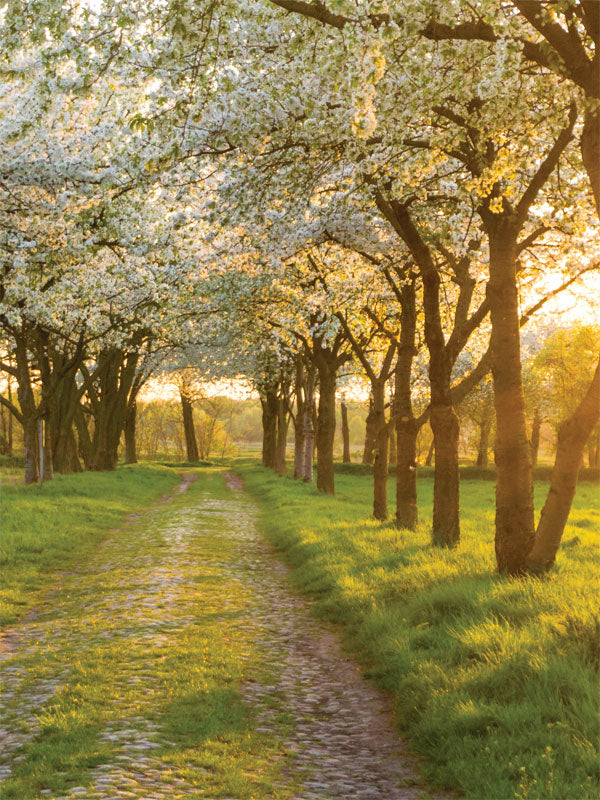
[1,470,436,800]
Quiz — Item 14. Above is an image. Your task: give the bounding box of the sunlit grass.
[0,463,179,626]
[238,461,599,800]
[1,470,294,799]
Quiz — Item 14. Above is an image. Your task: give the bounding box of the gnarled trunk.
[341,399,351,463]
[528,359,600,571]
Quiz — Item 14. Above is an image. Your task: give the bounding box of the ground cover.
[1,468,436,800]
[1,469,295,799]
[237,460,600,800]
[0,464,179,626]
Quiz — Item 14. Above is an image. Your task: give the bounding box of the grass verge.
[237,461,599,800]
[0,464,179,627]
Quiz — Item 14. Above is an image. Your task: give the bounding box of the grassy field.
[236,460,599,800]
[0,463,179,627]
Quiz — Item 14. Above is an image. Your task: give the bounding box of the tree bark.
[261,390,278,469]
[315,357,337,494]
[425,438,434,466]
[528,359,600,571]
[530,407,542,467]
[488,229,535,573]
[180,391,199,462]
[476,418,492,467]
[581,107,599,217]
[395,279,420,530]
[274,395,288,476]
[89,349,139,471]
[293,360,306,478]
[588,425,599,468]
[371,381,389,520]
[388,423,396,466]
[23,417,38,484]
[302,369,315,483]
[475,393,494,467]
[125,400,138,464]
[362,395,376,464]
[430,404,460,546]
[75,405,94,469]
[340,399,351,463]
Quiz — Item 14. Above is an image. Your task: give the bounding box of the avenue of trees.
[1,0,599,575]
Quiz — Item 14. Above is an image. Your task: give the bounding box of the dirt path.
[1,470,438,799]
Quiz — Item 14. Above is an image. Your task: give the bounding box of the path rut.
[1,470,437,800]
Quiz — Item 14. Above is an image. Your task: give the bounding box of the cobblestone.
[0,471,441,800]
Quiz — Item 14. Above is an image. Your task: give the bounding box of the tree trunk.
[527,359,600,571]
[302,369,315,483]
[488,231,535,573]
[388,423,396,466]
[125,400,138,464]
[75,405,94,469]
[372,382,389,520]
[23,418,38,484]
[45,361,82,474]
[395,279,419,530]
[341,399,351,463]
[261,390,278,469]
[274,396,288,477]
[396,417,418,529]
[42,420,54,481]
[316,359,336,494]
[362,396,376,464]
[293,413,305,478]
[530,407,542,467]
[180,391,199,462]
[475,393,494,467]
[430,404,460,547]
[425,438,434,466]
[293,361,306,478]
[90,349,139,471]
[581,108,599,217]
[588,426,599,468]
[476,418,492,467]
[302,406,314,482]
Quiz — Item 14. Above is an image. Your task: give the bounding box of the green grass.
[1,469,295,799]
[236,461,600,800]
[0,463,179,626]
